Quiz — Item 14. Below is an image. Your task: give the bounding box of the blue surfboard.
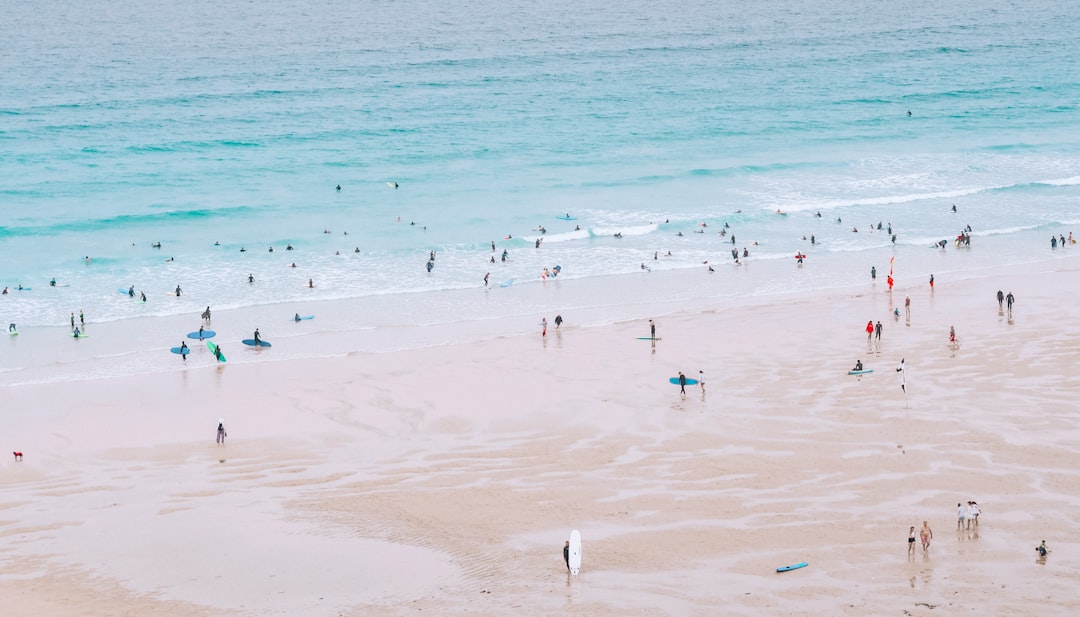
[170,346,190,355]
[776,561,808,572]
[290,315,315,322]
[242,339,272,347]
[499,278,515,288]
[557,215,576,221]
[669,377,699,385]
[187,330,216,340]
[847,369,873,375]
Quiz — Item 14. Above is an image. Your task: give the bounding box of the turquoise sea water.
[2,0,1079,374]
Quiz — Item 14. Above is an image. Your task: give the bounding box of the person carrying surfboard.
[563,541,570,572]
[253,329,261,346]
[180,341,188,361]
[678,372,687,396]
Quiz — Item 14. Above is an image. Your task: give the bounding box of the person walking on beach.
[908,526,917,556]
[957,502,966,530]
[698,370,705,394]
[216,419,227,445]
[649,320,656,339]
[180,341,188,361]
[968,501,980,528]
[483,272,489,288]
[997,290,1004,309]
[904,296,911,320]
[202,306,212,322]
[213,344,224,362]
[564,541,571,571]
[865,320,874,344]
[541,317,547,337]
[875,321,883,343]
[253,328,261,346]
[678,372,687,396]
[70,313,75,329]
[920,521,933,552]
[949,326,957,346]
[1006,291,1014,313]
[929,274,934,289]
[871,266,876,280]
[555,314,563,329]
[886,275,894,291]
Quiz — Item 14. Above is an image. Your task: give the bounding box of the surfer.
[555,314,562,329]
[853,360,863,372]
[564,541,571,571]
[871,266,876,280]
[202,307,211,322]
[175,285,182,296]
[8,323,15,333]
[73,327,81,338]
[390,182,399,189]
[1006,291,1014,312]
[79,310,84,326]
[426,260,433,273]
[649,319,656,339]
[1036,541,1049,557]
[180,341,188,361]
[308,279,314,288]
[216,419,227,444]
[253,329,261,345]
[614,233,622,238]
[249,274,254,284]
[213,344,224,362]
[640,263,650,272]
[1,288,6,295]
[678,372,687,396]
[140,291,146,302]
[535,238,541,248]
[128,285,135,297]
[698,370,705,394]
[70,313,75,329]
[951,204,957,212]
[483,273,490,288]
[50,278,56,287]
[286,244,293,251]
[294,313,301,322]
[290,263,297,268]
[875,321,883,342]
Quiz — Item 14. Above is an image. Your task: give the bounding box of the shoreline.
[2,241,1076,387]
[2,253,1079,615]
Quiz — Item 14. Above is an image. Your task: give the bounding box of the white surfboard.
[568,529,582,575]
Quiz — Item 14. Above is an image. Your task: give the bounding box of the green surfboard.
[207,340,226,363]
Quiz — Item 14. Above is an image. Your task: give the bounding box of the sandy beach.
[2,255,1080,616]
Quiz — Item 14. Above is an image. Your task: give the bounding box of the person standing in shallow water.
[216,419,227,445]
[920,521,933,552]
[563,541,570,571]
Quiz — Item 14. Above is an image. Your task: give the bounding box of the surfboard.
[776,561,808,572]
[69,332,89,338]
[9,331,18,336]
[556,215,576,221]
[848,369,874,375]
[499,278,514,288]
[568,530,582,575]
[637,337,661,341]
[164,293,183,298]
[15,287,31,291]
[291,315,315,321]
[118,288,133,295]
[187,330,216,340]
[669,377,699,385]
[241,339,272,347]
[170,346,189,355]
[52,283,70,287]
[386,181,398,189]
[207,341,226,362]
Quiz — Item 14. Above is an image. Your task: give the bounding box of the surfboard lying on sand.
[848,369,873,375]
[669,377,699,385]
[637,337,661,341]
[568,530,582,575]
[776,561,808,572]
[207,341,226,362]
[187,330,216,340]
[241,339,272,347]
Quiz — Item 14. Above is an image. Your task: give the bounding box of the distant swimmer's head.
[336,184,341,190]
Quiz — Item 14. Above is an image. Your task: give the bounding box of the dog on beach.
[13,451,23,461]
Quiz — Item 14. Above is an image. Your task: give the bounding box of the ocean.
[2,0,1079,382]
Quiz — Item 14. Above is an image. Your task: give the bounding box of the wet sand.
[2,257,1079,616]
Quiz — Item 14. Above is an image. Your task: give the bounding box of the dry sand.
[2,258,1079,616]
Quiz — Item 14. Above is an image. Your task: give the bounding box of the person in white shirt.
[968,501,980,528]
[957,502,966,531]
